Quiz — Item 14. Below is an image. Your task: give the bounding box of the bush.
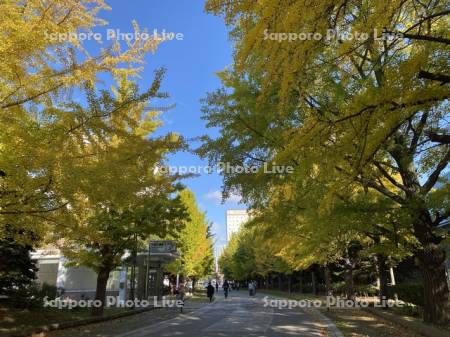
[388,283,423,306]
[330,282,378,296]
[40,283,58,299]
[4,282,58,309]
[331,281,346,295]
[6,283,43,308]
[354,284,378,296]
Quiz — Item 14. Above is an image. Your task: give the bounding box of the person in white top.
[248,281,255,296]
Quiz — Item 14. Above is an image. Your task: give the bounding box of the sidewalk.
[46,299,210,337]
[256,290,344,337]
[1,294,212,337]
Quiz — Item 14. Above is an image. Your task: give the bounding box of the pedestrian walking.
[215,280,219,293]
[176,283,186,312]
[223,280,230,299]
[187,280,193,295]
[248,281,255,296]
[206,282,215,302]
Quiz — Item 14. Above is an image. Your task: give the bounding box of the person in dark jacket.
[206,282,215,302]
[223,280,230,299]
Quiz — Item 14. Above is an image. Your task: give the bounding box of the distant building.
[31,241,179,301]
[226,209,250,242]
[31,249,121,300]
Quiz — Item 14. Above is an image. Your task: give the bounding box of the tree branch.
[357,175,406,205]
[373,161,408,193]
[421,146,450,194]
[409,111,429,153]
[418,70,450,84]
[1,83,64,109]
[0,202,69,215]
[426,131,450,144]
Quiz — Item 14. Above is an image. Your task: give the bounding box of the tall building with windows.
[226,209,250,242]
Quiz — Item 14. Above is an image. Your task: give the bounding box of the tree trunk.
[411,207,449,324]
[324,265,332,296]
[344,259,354,300]
[287,274,292,295]
[311,270,317,295]
[129,264,135,300]
[92,266,111,316]
[416,244,449,324]
[265,275,269,290]
[298,272,303,293]
[389,267,396,286]
[278,274,282,290]
[374,253,389,303]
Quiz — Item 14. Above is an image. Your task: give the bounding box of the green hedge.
[3,282,58,308]
[388,283,423,306]
[330,282,378,296]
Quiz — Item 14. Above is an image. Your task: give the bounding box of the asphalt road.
[48,291,327,337]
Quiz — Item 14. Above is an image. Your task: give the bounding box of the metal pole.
[145,246,150,299]
[130,232,137,301]
[156,262,162,300]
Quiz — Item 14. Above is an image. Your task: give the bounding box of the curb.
[363,308,449,337]
[309,309,345,337]
[8,306,160,337]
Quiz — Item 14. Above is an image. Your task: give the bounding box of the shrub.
[40,283,58,299]
[4,282,58,308]
[6,283,43,308]
[330,281,346,295]
[330,282,378,296]
[354,284,378,296]
[388,283,424,306]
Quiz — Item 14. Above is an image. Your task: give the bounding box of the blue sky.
[89,0,242,253]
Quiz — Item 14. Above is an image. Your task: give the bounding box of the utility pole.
[130,232,137,301]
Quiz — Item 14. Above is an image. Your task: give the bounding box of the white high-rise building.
[226,209,250,242]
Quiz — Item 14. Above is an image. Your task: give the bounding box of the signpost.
[147,240,179,300]
[149,240,178,255]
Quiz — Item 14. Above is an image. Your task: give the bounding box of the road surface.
[48,291,329,337]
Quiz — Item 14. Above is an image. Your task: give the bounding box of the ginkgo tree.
[53,76,187,316]
[219,227,256,281]
[0,0,161,239]
[0,0,157,112]
[166,189,214,286]
[204,0,449,324]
